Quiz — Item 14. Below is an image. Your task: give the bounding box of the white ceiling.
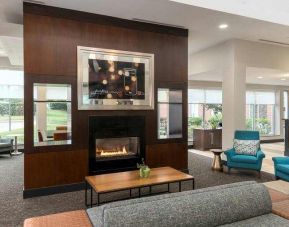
[0,36,23,66]
[189,67,289,86]
[0,0,22,67]
[246,67,289,86]
[170,0,289,27]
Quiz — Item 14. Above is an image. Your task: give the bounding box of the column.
[222,60,246,150]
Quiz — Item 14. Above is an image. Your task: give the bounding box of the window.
[246,91,276,136]
[0,70,24,144]
[188,89,222,141]
[158,88,182,139]
[33,84,72,146]
[283,91,288,119]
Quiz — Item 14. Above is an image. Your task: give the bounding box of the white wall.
[235,39,289,71]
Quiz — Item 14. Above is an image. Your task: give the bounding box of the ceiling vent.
[259,39,289,47]
[132,18,186,29]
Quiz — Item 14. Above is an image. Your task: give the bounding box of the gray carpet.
[0,151,275,227]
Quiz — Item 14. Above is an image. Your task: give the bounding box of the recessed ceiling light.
[219,24,228,29]
[257,76,263,79]
[281,78,286,81]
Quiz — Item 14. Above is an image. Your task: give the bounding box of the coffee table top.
[85,167,193,193]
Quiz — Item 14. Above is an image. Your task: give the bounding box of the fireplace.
[89,116,145,174]
[95,137,139,159]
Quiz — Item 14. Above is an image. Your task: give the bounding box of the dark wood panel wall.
[24,3,188,190]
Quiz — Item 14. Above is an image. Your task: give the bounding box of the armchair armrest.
[272,157,289,164]
[256,150,265,160]
[224,148,235,159]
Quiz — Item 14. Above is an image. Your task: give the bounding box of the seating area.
[225,130,265,176]
[1,1,289,227]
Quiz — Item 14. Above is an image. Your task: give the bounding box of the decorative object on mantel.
[137,158,151,178]
[77,46,154,110]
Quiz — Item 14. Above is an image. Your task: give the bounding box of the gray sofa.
[0,138,13,156]
[87,181,289,227]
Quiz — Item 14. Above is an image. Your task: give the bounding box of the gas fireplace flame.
[96,146,128,156]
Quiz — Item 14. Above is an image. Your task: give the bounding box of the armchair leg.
[275,176,280,180]
[228,167,231,174]
[257,171,261,179]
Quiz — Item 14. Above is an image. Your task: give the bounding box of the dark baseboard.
[261,139,284,143]
[23,182,85,198]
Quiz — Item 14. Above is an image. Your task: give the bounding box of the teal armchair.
[224,130,265,176]
[272,157,289,182]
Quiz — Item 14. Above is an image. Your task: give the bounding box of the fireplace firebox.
[89,116,145,174]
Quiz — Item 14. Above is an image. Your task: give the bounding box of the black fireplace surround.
[89,116,145,175]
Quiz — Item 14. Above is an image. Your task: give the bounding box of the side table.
[210,149,223,171]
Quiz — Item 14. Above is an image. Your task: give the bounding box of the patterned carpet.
[0,152,275,227]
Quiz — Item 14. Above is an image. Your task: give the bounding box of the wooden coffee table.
[85,166,194,207]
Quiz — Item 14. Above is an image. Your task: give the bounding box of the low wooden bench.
[267,188,289,220]
[23,210,92,227]
[272,200,289,220]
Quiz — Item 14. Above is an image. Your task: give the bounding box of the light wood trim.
[85,167,193,193]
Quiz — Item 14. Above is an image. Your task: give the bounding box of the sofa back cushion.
[233,139,260,156]
[87,182,272,227]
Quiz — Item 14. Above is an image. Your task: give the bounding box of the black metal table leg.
[97,193,100,206]
[90,185,93,208]
[85,180,88,207]
[149,186,152,195]
[167,183,170,193]
[138,187,141,198]
[179,181,181,192]
[130,189,132,198]
[192,179,195,190]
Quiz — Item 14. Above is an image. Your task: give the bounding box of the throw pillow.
[233,139,260,156]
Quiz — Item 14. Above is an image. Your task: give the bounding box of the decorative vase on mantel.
[137,158,151,178]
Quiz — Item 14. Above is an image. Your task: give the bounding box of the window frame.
[188,88,223,142]
[156,82,186,143]
[33,83,72,147]
[245,90,277,137]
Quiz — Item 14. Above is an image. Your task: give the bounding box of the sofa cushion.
[276,164,289,174]
[87,182,272,227]
[220,214,289,226]
[230,154,259,164]
[233,139,259,156]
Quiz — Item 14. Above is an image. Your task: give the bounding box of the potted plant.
[208,113,222,129]
[137,158,151,178]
